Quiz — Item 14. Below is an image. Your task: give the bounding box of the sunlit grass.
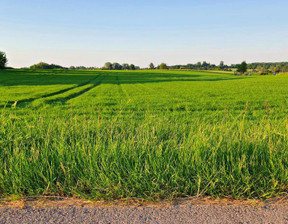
[0,69,288,200]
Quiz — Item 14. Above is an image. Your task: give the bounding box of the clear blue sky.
[1,0,287,68]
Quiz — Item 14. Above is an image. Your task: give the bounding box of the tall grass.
[1,108,288,200]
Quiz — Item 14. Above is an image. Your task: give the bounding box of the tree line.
[247,62,288,74]
[102,62,140,70]
[1,50,288,73]
[148,61,288,74]
[29,62,66,69]
[27,62,142,70]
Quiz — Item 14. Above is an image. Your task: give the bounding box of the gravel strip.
[1,202,288,223]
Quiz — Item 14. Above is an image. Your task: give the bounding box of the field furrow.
[34,75,105,106]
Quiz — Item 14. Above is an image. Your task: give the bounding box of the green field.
[1,69,288,200]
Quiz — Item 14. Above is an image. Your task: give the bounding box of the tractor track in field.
[115,75,130,101]
[6,74,103,108]
[45,75,106,105]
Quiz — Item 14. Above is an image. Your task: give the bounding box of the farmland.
[1,69,288,200]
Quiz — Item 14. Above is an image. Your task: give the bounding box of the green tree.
[219,61,224,70]
[104,62,112,70]
[122,63,129,70]
[256,65,262,72]
[159,63,167,69]
[237,61,247,73]
[196,62,201,68]
[202,61,209,69]
[112,63,122,70]
[149,62,155,69]
[29,62,64,69]
[275,65,281,73]
[129,64,135,70]
[0,51,8,69]
[282,65,288,73]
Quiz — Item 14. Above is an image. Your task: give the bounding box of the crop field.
[1,69,288,200]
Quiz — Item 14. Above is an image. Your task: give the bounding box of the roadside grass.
[0,69,288,200]
[1,110,288,200]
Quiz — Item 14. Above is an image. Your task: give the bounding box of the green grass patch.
[0,69,288,200]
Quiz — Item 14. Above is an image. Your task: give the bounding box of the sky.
[1,0,288,68]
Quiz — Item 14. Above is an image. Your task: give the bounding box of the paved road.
[1,202,288,224]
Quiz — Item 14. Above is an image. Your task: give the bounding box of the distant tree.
[30,62,49,69]
[0,51,8,69]
[219,61,224,70]
[275,65,281,73]
[202,61,209,69]
[196,62,201,68]
[256,65,262,72]
[122,63,130,70]
[159,63,167,69]
[30,62,65,69]
[149,63,155,69]
[186,64,194,69]
[112,63,122,70]
[76,66,87,70]
[237,61,248,73]
[282,65,288,73]
[264,64,270,69]
[104,62,112,70]
[129,64,135,70]
[269,65,276,73]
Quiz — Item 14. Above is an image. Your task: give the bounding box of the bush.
[30,62,66,69]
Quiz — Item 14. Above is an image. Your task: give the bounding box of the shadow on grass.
[0,69,245,87]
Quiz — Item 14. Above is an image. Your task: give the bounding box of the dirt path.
[1,199,288,224]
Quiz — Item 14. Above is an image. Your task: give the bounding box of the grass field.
[1,69,288,200]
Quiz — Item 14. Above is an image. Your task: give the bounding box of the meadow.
[1,69,288,200]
